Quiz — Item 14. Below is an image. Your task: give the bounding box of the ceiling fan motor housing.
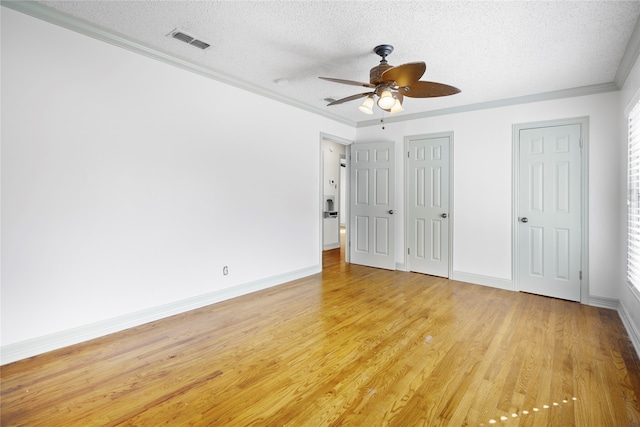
[370,44,395,85]
[370,63,394,85]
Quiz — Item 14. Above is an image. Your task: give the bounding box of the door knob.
[441,213,448,218]
[520,217,528,223]
[388,210,395,215]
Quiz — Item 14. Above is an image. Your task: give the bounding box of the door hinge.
[579,138,583,149]
[408,248,411,255]
[407,151,410,159]
[579,270,582,280]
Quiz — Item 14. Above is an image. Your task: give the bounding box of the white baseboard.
[587,290,640,360]
[450,271,514,291]
[323,243,340,250]
[0,265,321,365]
[395,262,406,271]
[588,295,620,310]
[619,298,640,359]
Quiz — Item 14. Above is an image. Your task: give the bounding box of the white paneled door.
[407,134,451,277]
[517,124,582,301]
[350,141,395,270]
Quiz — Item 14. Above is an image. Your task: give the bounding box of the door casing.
[512,117,589,303]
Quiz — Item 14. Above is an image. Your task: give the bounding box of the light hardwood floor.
[2,243,639,426]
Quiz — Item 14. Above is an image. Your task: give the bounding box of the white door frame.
[512,117,589,303]
[404,132,454,276]
[320,133,352,266]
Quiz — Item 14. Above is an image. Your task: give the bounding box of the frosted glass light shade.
[389,98,404,114]
[377,90,395,110]
[359,96,374,114]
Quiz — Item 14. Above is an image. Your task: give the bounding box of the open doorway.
[339,154,347,249]
[320,133,352,263]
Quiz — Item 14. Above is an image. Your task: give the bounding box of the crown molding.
[356,82,620,128]
[1,1,627,130]
[1,0,357,128]
[615,13,640,88]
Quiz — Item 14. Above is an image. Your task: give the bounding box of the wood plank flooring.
[2,243,640,426]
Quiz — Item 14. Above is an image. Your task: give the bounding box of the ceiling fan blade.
[319,77,375,88]
[401,81,461,98]
[327,92,374,106]
[380,62,426,87]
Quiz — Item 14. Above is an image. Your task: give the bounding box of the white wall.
[356,91,621,300]
[0,8,355,359]
[619,51,640,354]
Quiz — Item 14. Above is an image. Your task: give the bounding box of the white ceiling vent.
[168,29,210,50]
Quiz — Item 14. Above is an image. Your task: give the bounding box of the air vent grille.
[189,39,211,50]
[172,32,194,44]
[169,29,210,50]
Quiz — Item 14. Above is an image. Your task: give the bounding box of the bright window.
[628,99,640,291]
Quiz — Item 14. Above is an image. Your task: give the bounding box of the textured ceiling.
[22,1,640,125]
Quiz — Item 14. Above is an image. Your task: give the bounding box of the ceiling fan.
[319,44,460,115]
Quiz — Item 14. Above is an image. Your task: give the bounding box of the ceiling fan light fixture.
[389,98,404,114]
[377,90,395,110]
[359,96,374,114]
[319,44,460,117]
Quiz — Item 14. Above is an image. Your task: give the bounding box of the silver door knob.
[388,210,395,214]
[441,213,448,218]
[520,217,528,223]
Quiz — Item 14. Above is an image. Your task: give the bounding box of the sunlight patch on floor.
[484,397,577,425]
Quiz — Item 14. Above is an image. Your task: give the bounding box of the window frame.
[627,99,640,294]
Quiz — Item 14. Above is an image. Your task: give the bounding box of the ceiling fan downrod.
[374,44,394,64]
